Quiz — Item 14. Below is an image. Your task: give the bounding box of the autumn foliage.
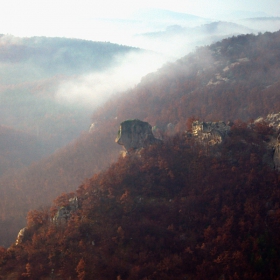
[1,121,280,279]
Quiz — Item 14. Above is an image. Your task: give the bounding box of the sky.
[1,0,280,41]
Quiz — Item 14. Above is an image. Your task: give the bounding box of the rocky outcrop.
[262,148,275,170]
[273,135,280,170]
[89,122,96,133]
[116,119,162,152]
[255,113,280,170]
[53,197,79,224]
[192,121,231,145]
[262,134,280,171]
[15,227,27,245]
[255,112,280,131]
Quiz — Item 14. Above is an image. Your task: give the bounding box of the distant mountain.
[139,21,254,38]
[237,17,280,32]
[244,16,280,21]
[216,10,270,20]
[1,30,280,249]
[134,21,255,57]
[194,21,254,34]
[133,8,208,23]
[0,35,140,81]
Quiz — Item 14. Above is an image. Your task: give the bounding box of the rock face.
[53,197,79,224]
[255,112,280,170]
[274,135,280,170]
[89,122,96,133]
[192,121,230,145]
[255,112,280,131]
[15,227,27,245]
[116,119,162,152]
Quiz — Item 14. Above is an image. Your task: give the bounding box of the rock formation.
[191,121,231,145]
[255,112,280,170]
[89,122,96,133]
[273,135,280,170]
[116,119,162,152]
[262,134,280,171]
[53,197,79,224]
[255,112,280,131]
[15,227,27,245]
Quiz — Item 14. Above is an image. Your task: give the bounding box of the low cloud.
[55,51,168,108]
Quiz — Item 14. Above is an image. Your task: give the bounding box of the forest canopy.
[1,121,280,279]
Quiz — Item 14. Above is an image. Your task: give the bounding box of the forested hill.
[0,30,280,250]
[0,35,139,78]
[92,30,280,126]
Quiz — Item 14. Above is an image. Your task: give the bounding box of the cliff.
[115,119,162,152]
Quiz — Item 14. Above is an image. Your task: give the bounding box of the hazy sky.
[1,0,279,41]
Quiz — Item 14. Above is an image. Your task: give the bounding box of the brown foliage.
[1,123,280,279]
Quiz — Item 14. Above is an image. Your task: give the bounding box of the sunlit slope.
[1,118,280,279]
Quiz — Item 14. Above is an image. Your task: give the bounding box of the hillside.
[94,30,280,125]
[0,36,139,82]
[0,30,280,249]
[1,121,280,279]
[138,21,253,40]
[0,125,43,175]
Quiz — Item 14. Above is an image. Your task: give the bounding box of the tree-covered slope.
[1,122,280,279]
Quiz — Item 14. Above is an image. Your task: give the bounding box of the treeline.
[1,121,280,279]
[0,36,140,75]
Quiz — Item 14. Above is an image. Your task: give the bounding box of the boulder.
[116,119,162,152]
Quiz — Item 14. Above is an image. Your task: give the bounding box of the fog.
[54,16,278,109]
[55,51,168,108]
